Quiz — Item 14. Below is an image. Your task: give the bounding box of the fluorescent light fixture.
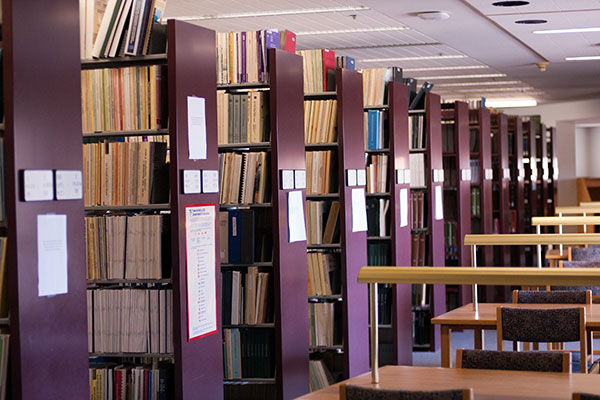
[360,55,467,62]
[565,55,600,61]
[175,6,369,21]
[437,80,520,87]
[534,27,600,34]
[413,73,506,80]
[296,26,409,36]
[485,99,537,108]
[403,65,489,72]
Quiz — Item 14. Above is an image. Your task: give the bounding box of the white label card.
[396,170,404,185]
[356,169,367,186]
[24,170,54,201]
[351,187,368,232]
[435,185,444,221]
[281,170,294,190]
[347,169,357,187]
[484,168,493,181]
[185,204,217,341]
[294,170,306,190]
[55,170,83,200]
[400,188,409,228]
[404,170,411,185]
[202,170,220,193]
[287,191,307,243]
[187,96,207,160]
[183,170,202,194]
[38,214,68,297]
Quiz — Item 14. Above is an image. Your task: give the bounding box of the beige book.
[322,201,340,244]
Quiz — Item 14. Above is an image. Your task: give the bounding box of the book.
[309,360,334,392]
[304,100,337,144]
[297,49,336,93]
[279,30,296,53]
[306,151,336,195]
[366,154,388,194]
[219,152,270,204]
[217,91,269,144]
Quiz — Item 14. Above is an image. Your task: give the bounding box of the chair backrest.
[573,394,600,400]
[570,246,600,261]
[555,262,600,297]
[456,348,571,373]
[512,290,591,305]
[340,383,473,400]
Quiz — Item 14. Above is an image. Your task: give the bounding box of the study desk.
[431,303,600,368]
[295,365,600,399]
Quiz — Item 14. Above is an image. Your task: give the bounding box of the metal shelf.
[87,279,171,285]
[83,129,168,139]
[89,352,174,358]
[218,142,271,151]
[304,91,336,100]
[217,82,270,90]
[81,54,168,69]
[85,204,170,212]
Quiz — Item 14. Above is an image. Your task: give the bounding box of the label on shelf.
[55,170,83,200]
[503,168,511,180]
[347,169,357,187]
[23,170,54,201]
[460,169,472,182]
[294,169,306,190]
[484,168,493,181]
[396,169,404,185]
[357,169,367,186]
[202,170,219,193]
[183,170,202,194]
[281,170,294,190]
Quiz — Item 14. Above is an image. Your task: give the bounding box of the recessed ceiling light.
[485,99,537,108]
[492,1,530,7]
[359,55,467,62]
[565,55,600,61]
[437,80,520,87]
[417,11,450,21]
[413,73,506,80]
[403,65,489,72]
[533,27,600,34]
[515,19,547,24]
[296,26,409,36]
[175,6,369,21]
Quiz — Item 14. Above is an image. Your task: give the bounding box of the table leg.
[474,328,484,350]
[441,326,451,368]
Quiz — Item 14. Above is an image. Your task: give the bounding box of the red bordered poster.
[185,203,218,341]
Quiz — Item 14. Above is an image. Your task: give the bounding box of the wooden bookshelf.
[490,112,511,267]
[522,118,537,265]
[219,49,309,400]
[508,116,526,266]
[441,101,471,308]
[547,127,557,218]
[538,123,550,220]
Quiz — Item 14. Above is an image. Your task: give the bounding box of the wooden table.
[432,303,600,367]
[295,365,600,399]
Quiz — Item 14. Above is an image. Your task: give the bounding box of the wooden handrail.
[581,202,600,207]
[555,206,600,214]
[531,216,600,226]
[463,233,600,246]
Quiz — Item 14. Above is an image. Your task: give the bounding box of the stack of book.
[366,154,388,194]
[222,268,270,325]
[216,29,296,85]
[219,209,272,265]
[470,159,481,183]
[309,360,335,392]
[409,153,426,188]
[409,115,426,149]
[81,66,167,133]
[304,100,338,144]
[442,158,457,187]
[223,329,275,379]
[410,234,427,267]
[307,253,335,296]
[366,198,389,237]
[83,140,169,206]
[216,91,269,144]
[85,214,168,280]
[306,201,340,245]
[87,288,173,354]
[361,67,401,106]
[471,187,481,217]
[441,122,456,153]
[308,303,334,346]
[297,49,336,93]
[218,152,270,204]
[306,151,336,195]
[367,242,390,266]
[444,221,458,263]
[89,362,173,400]
[80,0,167,59]
[364,110,386,150]
[410,192,426,229]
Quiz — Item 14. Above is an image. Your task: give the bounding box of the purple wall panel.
[479,109,494,265]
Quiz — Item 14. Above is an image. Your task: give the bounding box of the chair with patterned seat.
[555,262,600,302]
[455,349,571,373]
[339,384,473,400]
[496,306,588,373]
[573,394,600,400]
[570,246,600,261]
[513,289,591,305]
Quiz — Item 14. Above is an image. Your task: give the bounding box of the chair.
[455,348,571,373]
[496,306,588,373]
[573,394,600,400]
[556,262,600,301]
[570,246,600,261]
[340,384,473,400]
[513,289,591,305]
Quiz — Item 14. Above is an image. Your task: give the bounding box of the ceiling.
[163,0,600,104]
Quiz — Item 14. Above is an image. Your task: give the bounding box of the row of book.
[87,288,173,354]
[441,122,456,153]
[89,363,172,400]
[218,151,270,205]
[85,214,169,280]
[0,335,7,400]
[410,234,428,266]
[413,309,431,346]
[442,157,458,187]
[309,360,335,392]
[367,242,390,267]
[306,151,336,195]
[216,30,296,85]
[306,201,340,245]
[216,91,269,145]
[362,67,402,107]
[377,285,393,325]
[304,100,338,144]
[0,238,7,318]
[409,153,426,188]
[80,0,166,59]
[83,141,168,206]
[409,115,426,150]
[219,209,272,265]
[470,159,481,184]
[223,328,275,379]
[470,127,480,153]
[309,302,335,347]
[471,187,482,217]
[410,192,426,230]
[444,221,459,263]
[222,268,271,326]
[366,154,388,194]
[307,252,336,296]
[81,66,167,133]
[364,109,387,150]
[297,49,336,93]
[366,198,389,238]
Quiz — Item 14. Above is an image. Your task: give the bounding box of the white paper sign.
[404,170,411,185]
[347,169,357,187]
[281,170,294,190]
[294,170,306,190]
[183,170,202,194]
[55,170,83,200]
[202,170,220,193]
[400,188,409,228]
[24,170,54,201]
[434,185,444,221]
[356,169,367,186]
[396,169,404,185]
[38,214,68,296]
[287,190,307,242]
[187,96,207,160]
[351,187,368,232]
[185,204,217,341]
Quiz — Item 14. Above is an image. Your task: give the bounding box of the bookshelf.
[490,112,511,267]
[522,118,537,265]
[219,48,309,400]
[508,116,526,266]
[410,93,445,351]
[2,0,89,397]
[538,123,550,220]
[441,101,471,310]
[547,127,557,218]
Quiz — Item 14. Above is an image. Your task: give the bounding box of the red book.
[322,49,336,91]
[280,30,296,53]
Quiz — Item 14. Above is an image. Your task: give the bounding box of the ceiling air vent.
[492,1,530,6]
